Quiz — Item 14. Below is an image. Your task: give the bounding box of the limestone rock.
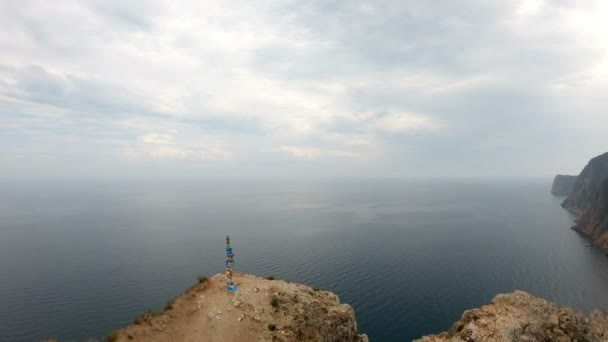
[561,152,608,249]
[109,273,367,342]
[416,290,608,342]
[551,175,578,196]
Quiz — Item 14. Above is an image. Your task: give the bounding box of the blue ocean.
[1,179,608,341]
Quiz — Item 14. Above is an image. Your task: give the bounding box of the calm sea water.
[2,179,608,341]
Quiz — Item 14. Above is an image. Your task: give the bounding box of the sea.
[2,179,608,341]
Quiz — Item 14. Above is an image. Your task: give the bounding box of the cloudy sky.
[1,0,607,179]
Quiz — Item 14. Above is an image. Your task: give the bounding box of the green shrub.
[164,297,176,311]
[104,331,118,342]
[313,288,320,291]
[271,296,279,308]
[197,275,208,283]
[134,308,162,324]
[266,276,275,280]
[296,329,305,340]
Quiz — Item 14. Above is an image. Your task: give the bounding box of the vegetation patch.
[133,309,163,324]
[104,331,118,342]
[266,276,275,280]
[271,296,280,308]
[268,323,277,331]
[197,275,208,283]
[164,297,176,311]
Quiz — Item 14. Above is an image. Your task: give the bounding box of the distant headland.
[559,152,608,248]
[551,175,578,196]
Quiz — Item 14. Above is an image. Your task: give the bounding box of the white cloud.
[516,0,544,17]
[124,130,241,161]
[124,145,240,161]
[371,113,441,133]
[140,133,175,145]
[278,146,361,160]
[2,0,608,178]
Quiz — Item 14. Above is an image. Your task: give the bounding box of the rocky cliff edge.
[107,274,368,342]
[562,152,608,248]
[416,291,608,342]
[551,175,578,196]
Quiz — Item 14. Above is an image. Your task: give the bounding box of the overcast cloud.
[1,0,607,179]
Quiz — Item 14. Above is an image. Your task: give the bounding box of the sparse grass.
[145,309,162,317]
[266,276,275,280]
[268,323,277,331]
[164,297,176,311]
[197,275,208,283]
[133,309,163,324]
[296,329,305,340]
[271,296,279,308]
[313,288,320,292]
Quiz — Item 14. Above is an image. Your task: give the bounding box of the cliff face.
[416,291,608,342]
[571,178,608,247]
[562,152,608,247]
[551,175,579,196]
[108,274,368,342]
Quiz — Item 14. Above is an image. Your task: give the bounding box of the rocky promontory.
[551,175,578,196]
[107,274,368,342]
[561,152,608,247]
[416,291,608,342]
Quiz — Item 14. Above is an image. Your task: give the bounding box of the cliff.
[416,291,608,342]
[561,152,608,247]
[551,175,578,196]
[107,274,368,342]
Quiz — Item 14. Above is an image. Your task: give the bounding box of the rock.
[561,152,608,249]
[415,290,608,342]
[108,273,368,342]
[551,175,578,196]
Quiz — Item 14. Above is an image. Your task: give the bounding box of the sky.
[1,0,607,179]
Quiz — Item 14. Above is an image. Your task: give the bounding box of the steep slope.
[562,152,608,247]
[571,177,608,247]
[551,175,578,196]
[107,274,368,342]
[416,291,608,342]
[562,153,608,214]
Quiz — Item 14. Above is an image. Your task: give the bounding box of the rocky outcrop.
[562,152,608,248]
[551,175,578,196]
[108,274,368,342]
[416,290,608,342]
